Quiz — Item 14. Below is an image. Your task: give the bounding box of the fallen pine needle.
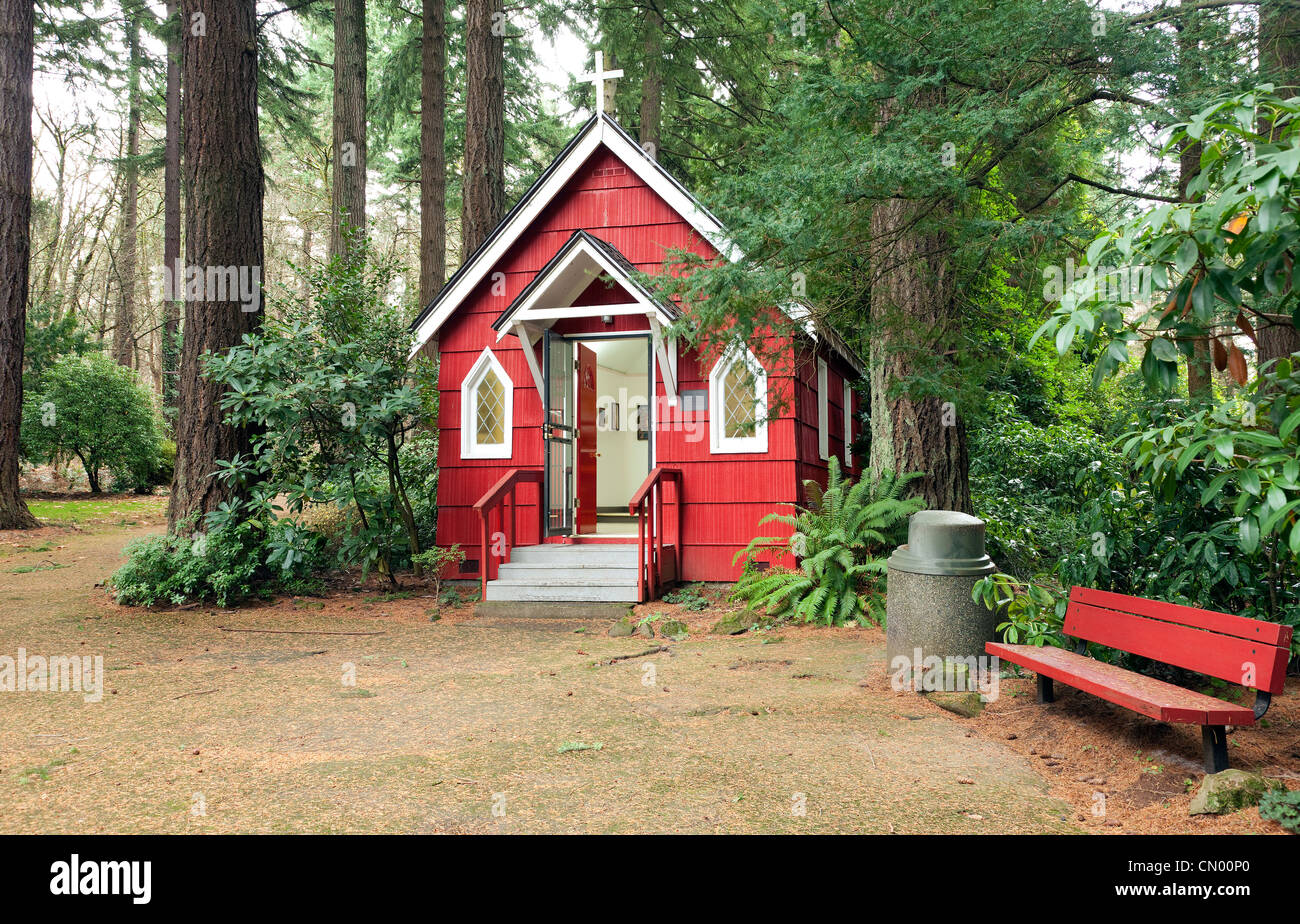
[216,626,385,636]
[172,688,219,700]
[603,645,668,665]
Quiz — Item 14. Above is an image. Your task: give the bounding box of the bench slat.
[986,642,1256,725]
[1071,586,1293,648]
[1065,600,1290,695]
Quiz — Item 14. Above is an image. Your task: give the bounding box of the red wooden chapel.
[409,113,864,603]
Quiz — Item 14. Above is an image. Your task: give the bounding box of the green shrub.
[203,238,435,582]
[400,429,439,550]
[1258,788,1300,834]
[21,353,166,494]
[110,519,325,608]
[662,583,710,611]
[410,544,464,600]
[731,460,923,626]
[972,572,1067,648]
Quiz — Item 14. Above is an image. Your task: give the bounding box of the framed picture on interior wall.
[634,402,649,440]
[598,404,608,431]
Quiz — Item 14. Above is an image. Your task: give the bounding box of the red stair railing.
[473,469,545,600]
[628,467,682,602]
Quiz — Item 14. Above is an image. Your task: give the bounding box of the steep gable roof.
[409,113,864,375]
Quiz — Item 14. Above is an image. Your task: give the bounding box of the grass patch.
[557,741,604,754]
[25,496,167,526]
[10,562,69,574]
[18,750,76,785]
[363,591,414,603]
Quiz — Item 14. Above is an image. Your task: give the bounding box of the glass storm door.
[544,331,575,536]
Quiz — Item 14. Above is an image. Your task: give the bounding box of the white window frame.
[709,344,768,454]
[461,347,513,460]
[817,357,829,460]
[843,379,853,467]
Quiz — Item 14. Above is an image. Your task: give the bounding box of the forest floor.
[0,494,1294,834]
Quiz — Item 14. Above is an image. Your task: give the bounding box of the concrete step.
[484,580,640,603]
[507,544,639,566]
[495,562,639,582]
[474,601,633,619]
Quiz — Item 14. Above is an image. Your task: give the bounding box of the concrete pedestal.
[884,510,998,675]
[885,569,1000,667]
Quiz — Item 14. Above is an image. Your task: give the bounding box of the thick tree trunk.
[1258,0,1300,367]
[330,0,367,259]
[113,3,142,369]
[1177,5,1214,401]
[419,0,446,303]
[868,91,971,513]
[461,0,504,258]
[0,0,37,529]
[639,8,663,156]
[162,0,181,412]
[1182,138,1214,399]
[168,0,265,533]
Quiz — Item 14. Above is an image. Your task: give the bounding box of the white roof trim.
[493,234,677,341]
[409,114,864,375]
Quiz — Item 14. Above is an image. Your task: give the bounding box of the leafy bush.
[731,460,923,626]
[410,544,465,600]
[662,583,711,611]
[971,395,1119,577]
[1258,787,1300,834]
[203,238,436,582]
[972,572,1066,648]
[399,428,439,551]
[1120,356,1300,627]
[21,353,166,494]
[22,299,92,397]
[111,519,325,608]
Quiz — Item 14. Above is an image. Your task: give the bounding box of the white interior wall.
[592,341,651,508]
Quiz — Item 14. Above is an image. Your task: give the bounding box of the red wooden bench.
[986,586,1292,772]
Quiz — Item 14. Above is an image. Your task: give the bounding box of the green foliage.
[731,460,923,626]
[972,573,1067,648]
[1258,787,1300,834]
[399,428,440,551]
[1111,356,1300,631]
[23,300,92,396]
[204,237,433,581]
[1037,86,1300,390]
[21,353,165,494]
[410,544,465,601]
[110,519,325,608]
[661,583,710,611]
[971,395,1120,576]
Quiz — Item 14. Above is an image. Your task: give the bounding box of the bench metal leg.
[1202,725,1229,773]
[1036,675,1054,704]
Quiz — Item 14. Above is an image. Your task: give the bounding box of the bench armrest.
[1254,691,1272,721]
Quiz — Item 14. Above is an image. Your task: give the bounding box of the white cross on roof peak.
[580,50,623,118]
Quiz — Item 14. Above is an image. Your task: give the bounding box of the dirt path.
[0,517,1078,833]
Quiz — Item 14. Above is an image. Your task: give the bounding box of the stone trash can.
[885,511,998,678]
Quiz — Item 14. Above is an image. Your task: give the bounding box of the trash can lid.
[887,510,997,576]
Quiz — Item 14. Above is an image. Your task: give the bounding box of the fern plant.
[730,459,924,626]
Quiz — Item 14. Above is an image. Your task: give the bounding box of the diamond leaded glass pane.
[475,369,505,445]
[722,359,757,439]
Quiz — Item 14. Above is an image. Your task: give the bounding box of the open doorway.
[584,335,652,536]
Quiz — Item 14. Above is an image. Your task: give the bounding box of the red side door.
[576,343,598,534]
